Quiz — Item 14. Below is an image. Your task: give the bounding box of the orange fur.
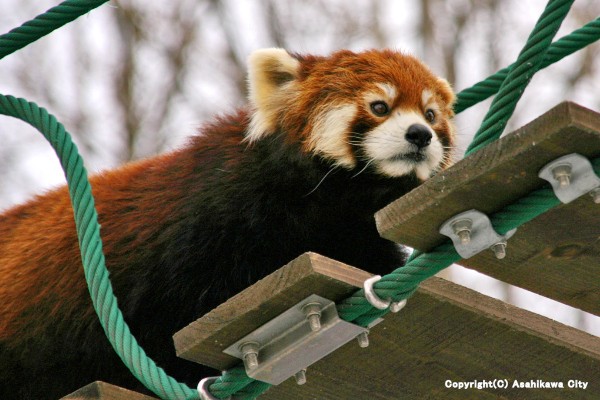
[0,49,455,398]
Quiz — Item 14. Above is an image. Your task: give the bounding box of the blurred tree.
[0,0,598,332]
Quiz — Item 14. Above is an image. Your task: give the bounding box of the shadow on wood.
[174,252,600,399]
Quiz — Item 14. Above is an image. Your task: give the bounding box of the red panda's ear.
[246,48,300,141]
[436,78,456,113]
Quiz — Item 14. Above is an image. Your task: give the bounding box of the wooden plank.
[264,277,600,400]
[375,102,600,315]
[175,254,600,399]
[174,252,371,369]
[60,381,156,400]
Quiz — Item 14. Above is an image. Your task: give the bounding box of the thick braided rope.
[0,94,198,400]
[336,171,600,327]
[455,17,600,114]
[205,0,584,397]
[465,0,575,155]
[335,0,574,341]
[0,0,108,60]
[215,167,592,398]
[1,1,596,399]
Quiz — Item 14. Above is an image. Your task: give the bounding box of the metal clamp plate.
[223,294,371,385]
[538,153,600,204]
[439,209,516,259]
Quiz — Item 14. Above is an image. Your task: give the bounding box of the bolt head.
[240,342,260,370]
[308,314,321,332]
[552,164,572,188]
[491,242,507,259]
[457,230,471,245]
[590,188,600,204]
[302,302,322,332]
[294,369,307,385]
[357,331,370,348]
[451,219,472,245]
[243,353,259,370]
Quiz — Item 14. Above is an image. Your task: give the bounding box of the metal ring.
[198,376,230,400]
[389,299,407,313]
[363,275,391,310]
[364,275,408,312]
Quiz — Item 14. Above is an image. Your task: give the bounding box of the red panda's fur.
[0,49,455,398]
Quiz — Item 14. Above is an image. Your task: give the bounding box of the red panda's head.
[246,48,456,181]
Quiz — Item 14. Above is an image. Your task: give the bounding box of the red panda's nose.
[405,124,432,148]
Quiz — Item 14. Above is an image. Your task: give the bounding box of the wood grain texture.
[174,253,599,399]
[60,381,156,400]
[262,276,600,399]
[173,252,371,370]
[375,102,600,315]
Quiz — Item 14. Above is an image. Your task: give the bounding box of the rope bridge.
[0,0,598,399]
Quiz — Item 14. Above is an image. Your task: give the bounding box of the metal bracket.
[538,153,600,204]
[439,209,517,259]
[223,294,378,385]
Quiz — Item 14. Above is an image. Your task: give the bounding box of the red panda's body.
[0,49,455,399]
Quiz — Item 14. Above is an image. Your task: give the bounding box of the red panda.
[0,48,455,399]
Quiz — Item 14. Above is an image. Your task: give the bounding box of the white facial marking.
[377,83,397,100]
[362,110,444,180]
[310,104,357,168]
[422,89,441,115]
[365,83,398,106]
[422,89,433,106]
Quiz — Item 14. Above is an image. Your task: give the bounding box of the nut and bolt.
[294,369,307,385]
[356,331,370,348]
[240,342,260,371]
[590,188,600,204]
[302,302,323,332]
[490,241,507,259]
[451,219,472,245]
[552,164,572,188]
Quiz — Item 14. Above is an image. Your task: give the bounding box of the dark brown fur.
[0,49,455,398]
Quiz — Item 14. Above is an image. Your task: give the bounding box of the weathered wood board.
[174,252,371,369]
[174,252,600,399]
[60,381,156,400]
[376,102,600,315]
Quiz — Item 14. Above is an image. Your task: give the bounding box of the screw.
[452,219,472,245]
[294,369,307,385]
[590,188,600,204]
[302,302,322,332]
[357,331,370,348]
[552,164,572,188]
[491,242,507,259]
[240,342,260,371]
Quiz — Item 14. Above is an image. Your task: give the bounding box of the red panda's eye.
[425,109,436,123]
[370,101,390,117]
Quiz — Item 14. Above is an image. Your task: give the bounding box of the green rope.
[207,367,254,399]
[335,184,570,326]
[465,0,575,155]
[0,94,198,400]
[455,17,600,114]
[336,0,577,331]
[2,0,599,399]
[0,0,108,60]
